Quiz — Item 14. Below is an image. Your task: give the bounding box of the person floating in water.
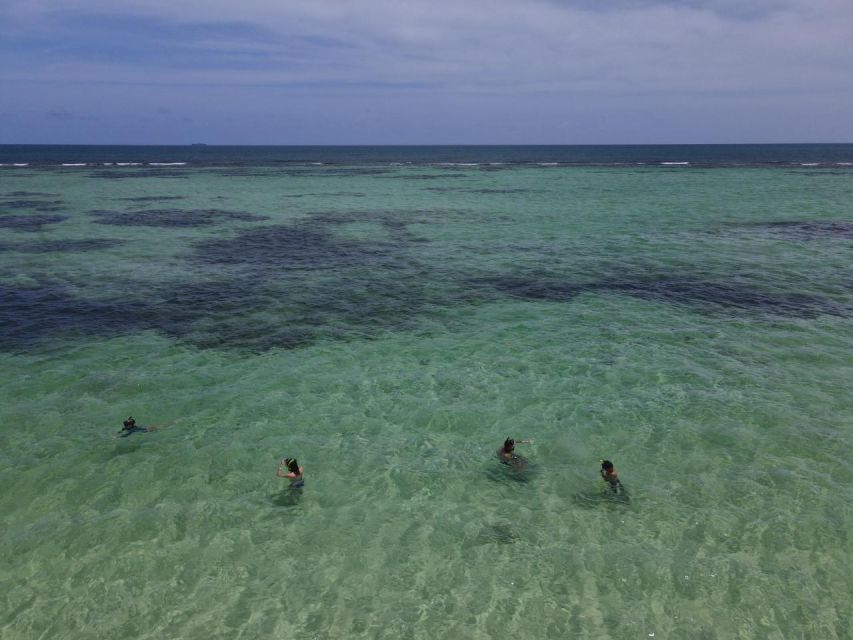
[600,459,623,493]
[278,457,305,488]
[113,416,157,438]
[497,437,533,464]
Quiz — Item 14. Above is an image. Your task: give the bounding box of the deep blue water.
[2,143,853,167]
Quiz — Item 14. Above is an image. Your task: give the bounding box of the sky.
[1,0,852,145]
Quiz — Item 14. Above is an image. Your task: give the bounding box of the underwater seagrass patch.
[474,272,847,318]
[117,195,187,204]
[421,187,532,194]
[0,238,124,253]
[86,168,189,180]
[192,224,392,269]
[0,199,65,212]
[0,214,68,232]
[90,208,268,228]
[2,191,59,197]
[736,220,853,240]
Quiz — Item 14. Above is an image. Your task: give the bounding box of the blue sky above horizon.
[1,0,851,145]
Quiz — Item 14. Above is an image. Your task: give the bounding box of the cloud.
[1,0,851,143]
[544,0,793,20]
[3,1,850,91]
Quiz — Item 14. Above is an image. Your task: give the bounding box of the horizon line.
[2,141,853,148]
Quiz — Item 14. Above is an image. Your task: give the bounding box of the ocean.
[1,145,852,639]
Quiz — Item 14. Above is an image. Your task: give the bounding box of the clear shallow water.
[1,146,852,639]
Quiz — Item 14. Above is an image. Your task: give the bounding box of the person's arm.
[277,459,287,477]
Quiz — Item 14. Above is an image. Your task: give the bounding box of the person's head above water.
[502,438,515,453]
[284,458,300,474]
[123,416,136,429]
[600,459,622,492]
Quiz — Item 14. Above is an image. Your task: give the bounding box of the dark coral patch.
[0,267,437,353]
[193,225,388,269]
[482,276,585,302]
[0,284,141,351]
[422,187,531,194]
[743,220,853,240]
[0,239,124,253]
[597,279,844,316]
[383,173,467,180]
[86,169,189,180]
[476,273,846,318]
[300,167,391,177]
[90,208,268,228]
[0,204,438,352]
[0,199,65,212]
[208,167,392,178]
[154,281,319,350]
[3,191,59,197]
[0,214,68,232]
[281,192,367,199]
[203,168,283,178]
[118,195,187,203]
[0,279,294,352]
[299,209,434,245]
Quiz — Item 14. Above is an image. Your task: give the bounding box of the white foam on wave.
[837,162,853,166]
[116,162,141,166]
[149,162,187,166]
[13,163,29,167]
[538,163,559,166]
[61,163,87,167]
[800,163,819,167]
[102,163,113,166]
[436,162,479,167]
[661,162,689,165]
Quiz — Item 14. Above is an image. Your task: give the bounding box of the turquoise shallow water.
[1,150,852,639]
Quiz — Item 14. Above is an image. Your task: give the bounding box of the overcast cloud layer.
[1,0,851,144]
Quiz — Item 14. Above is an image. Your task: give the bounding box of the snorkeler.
[113,416,155,438]
[277,457,305,488]
[497,437,533,463]
[600,460,623,493]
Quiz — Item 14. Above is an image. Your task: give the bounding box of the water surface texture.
[1,145,852,639]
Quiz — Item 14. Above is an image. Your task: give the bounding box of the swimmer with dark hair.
[600,460,623,493]
[113,416,156,438]
[277,457,305,488]
[497,437,533,463]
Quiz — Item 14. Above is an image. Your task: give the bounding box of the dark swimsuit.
[603,474,622,493]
